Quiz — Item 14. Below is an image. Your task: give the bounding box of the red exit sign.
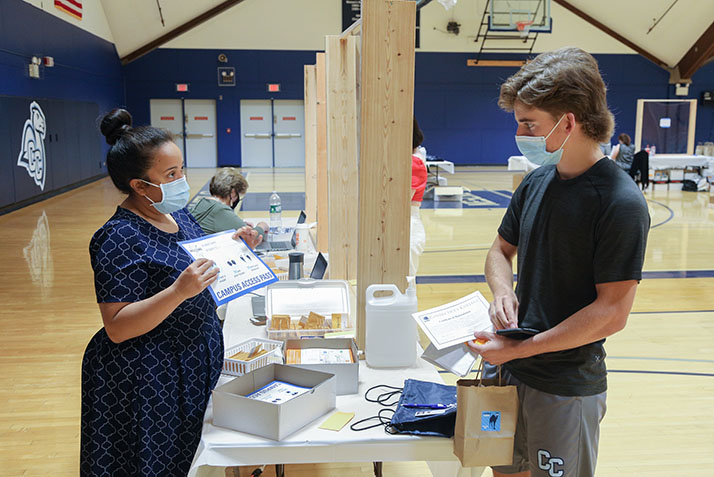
[267,83,281,92]
[175,83,189,92]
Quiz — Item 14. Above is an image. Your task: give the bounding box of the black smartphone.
[496,327,540,340]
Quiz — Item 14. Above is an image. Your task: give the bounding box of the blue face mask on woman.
[142,176,190,214]
[515,114,571,166]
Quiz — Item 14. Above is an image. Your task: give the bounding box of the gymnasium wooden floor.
[1,166,713,476]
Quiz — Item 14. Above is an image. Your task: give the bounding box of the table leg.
[275,464,285,477]
[373,461,383,477]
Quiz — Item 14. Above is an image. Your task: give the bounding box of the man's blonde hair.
[499,47,614,143]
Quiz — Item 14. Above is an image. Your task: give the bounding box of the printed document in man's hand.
[411,291,493,350]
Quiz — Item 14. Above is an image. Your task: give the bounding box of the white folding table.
[189,291,481,477]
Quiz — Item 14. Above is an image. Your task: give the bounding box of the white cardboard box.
[434,186,463,201]
[213,364,336,440]
[285,338,359,395]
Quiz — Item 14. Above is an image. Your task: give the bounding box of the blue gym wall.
[0,0,124,211]
[123,49,314,167]
[124,48,714,166]
[3,1,714,183]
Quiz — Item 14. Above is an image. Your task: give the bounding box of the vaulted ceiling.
[100,0,714,78]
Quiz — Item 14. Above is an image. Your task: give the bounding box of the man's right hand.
[172,258,219,301]
[489,292,519,330]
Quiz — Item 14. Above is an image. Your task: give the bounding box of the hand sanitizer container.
[365,281,418,368]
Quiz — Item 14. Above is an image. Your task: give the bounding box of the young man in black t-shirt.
[467,48,650,477]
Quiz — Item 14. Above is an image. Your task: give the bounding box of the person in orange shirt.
[410,118,428,276]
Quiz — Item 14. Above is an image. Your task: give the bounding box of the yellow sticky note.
[319,412,355,432]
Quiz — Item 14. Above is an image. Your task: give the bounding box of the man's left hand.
[465,331,524,366]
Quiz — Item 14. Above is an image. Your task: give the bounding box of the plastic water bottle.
[365,281,418,368]
[650,145,656,156]
[269,191,282,232]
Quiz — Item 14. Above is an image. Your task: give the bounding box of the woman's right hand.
[489,292,519,330]
[172,258,219,301]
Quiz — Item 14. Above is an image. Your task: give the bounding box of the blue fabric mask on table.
[142,176,190,214]
[515,115,571,166]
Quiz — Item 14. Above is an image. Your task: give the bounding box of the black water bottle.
[288,252,304,280]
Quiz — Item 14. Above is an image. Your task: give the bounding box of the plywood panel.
[356,0,416,350]
[303,65,318,223]
[315,52,329,252]
[326,35,359,281]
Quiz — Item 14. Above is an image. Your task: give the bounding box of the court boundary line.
[416,270,714,284]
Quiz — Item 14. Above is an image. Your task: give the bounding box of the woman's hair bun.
[100,108,133,146]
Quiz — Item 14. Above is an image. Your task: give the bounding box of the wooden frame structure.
[303,0,416,351]
[325,35,360,281]
[303,65,318,225]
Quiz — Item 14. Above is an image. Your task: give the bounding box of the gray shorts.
[483,364,607,477]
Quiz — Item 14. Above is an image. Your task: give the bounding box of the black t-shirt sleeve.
[498,176,528,246]
[593,192,650,283]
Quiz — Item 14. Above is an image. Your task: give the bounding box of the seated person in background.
[611,133,635,171]
[189,168,269,238]
[599,141,612,156]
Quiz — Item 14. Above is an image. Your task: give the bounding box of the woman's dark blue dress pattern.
[81,207,223,476]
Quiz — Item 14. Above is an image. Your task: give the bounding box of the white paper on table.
[411,291,493,350]
[420,342,477,377]
[300,348,353,364]
[245,380,311,404]
[179,230,277,306]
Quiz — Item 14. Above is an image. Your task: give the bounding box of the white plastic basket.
[222,338,284,377]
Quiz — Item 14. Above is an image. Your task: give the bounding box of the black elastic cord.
[350,385,403,433]
[364,384,403,407]
[349,408,395,431]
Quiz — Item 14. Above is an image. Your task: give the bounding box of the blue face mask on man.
[515,114,571,166]
[142,176,190,214]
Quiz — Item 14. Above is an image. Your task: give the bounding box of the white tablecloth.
[189,291,482,477]
[507,155,539,172]
[508,154,714,172]
[648,154,713,170]
[426,160,455,175]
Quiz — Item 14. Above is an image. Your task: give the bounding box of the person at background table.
[468,48,649,477]
[81,108,261,476]
[610,133,635,172]
[189,167,269,238]
[410,118,428,277]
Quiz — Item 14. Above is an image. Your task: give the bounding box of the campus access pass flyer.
[179,230,277,306]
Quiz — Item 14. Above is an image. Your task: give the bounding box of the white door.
[240,100,273,167]
[184,100,217,168]
[149,99,184,157]
[274,100,305,167]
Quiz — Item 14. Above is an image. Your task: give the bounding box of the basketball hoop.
[516,20,534,37]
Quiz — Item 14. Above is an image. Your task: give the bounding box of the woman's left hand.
[233,226,262,249]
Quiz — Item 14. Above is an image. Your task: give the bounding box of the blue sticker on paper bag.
[481,411,501,431]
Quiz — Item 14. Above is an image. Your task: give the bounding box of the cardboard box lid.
[266,279,350,317]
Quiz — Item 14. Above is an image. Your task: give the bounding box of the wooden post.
[356,0,416,350]
[315,52,329,252]
[326,35,359,281]
[303,65,318,223]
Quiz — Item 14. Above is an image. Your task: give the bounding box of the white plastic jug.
[365,282,418,368]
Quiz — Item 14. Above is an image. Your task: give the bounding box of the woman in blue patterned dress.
[81,109,261,476]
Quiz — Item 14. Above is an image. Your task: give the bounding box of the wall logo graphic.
[17,101,47,191]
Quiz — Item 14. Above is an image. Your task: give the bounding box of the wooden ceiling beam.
[121,0,247,65]
[553,0,669,69]
[467,59,526,67]
[677,21,714,79]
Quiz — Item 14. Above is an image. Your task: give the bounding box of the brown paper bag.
[453,363,519,467]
